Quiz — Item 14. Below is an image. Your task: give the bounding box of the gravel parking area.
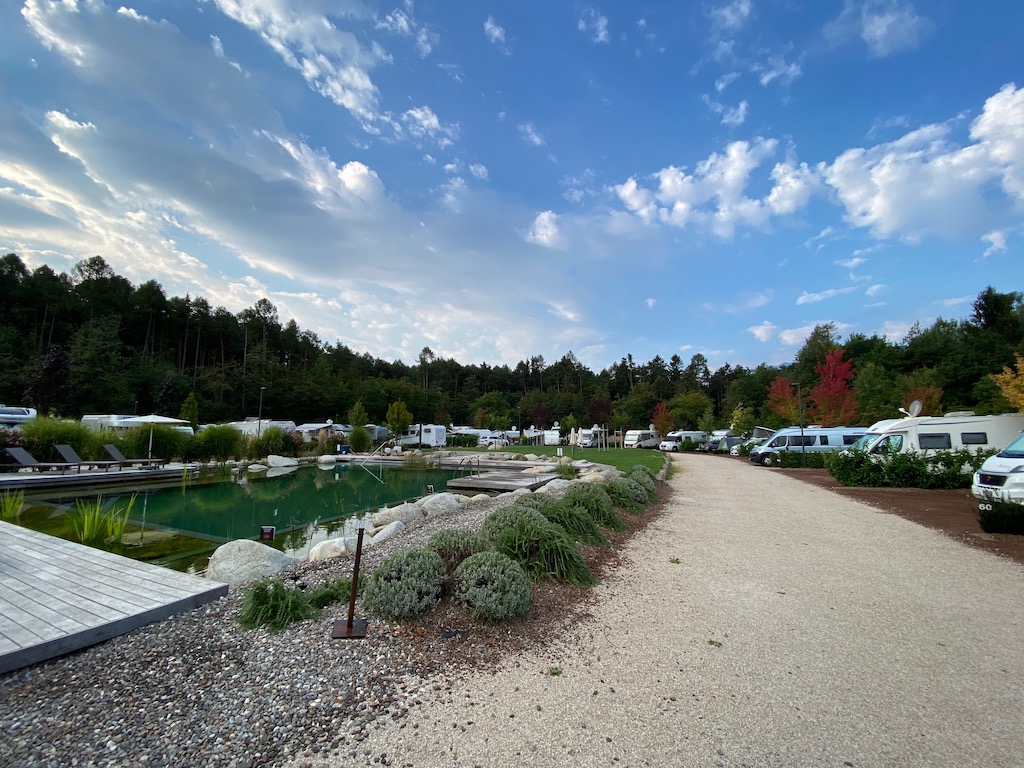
[299,452,1024,768]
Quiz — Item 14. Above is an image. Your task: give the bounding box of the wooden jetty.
[0,520,227,675]
[447,471,560,493]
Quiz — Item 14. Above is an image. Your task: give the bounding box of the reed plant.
[238,578,318,632]
[68,494,137,549]
[1,490,24,522]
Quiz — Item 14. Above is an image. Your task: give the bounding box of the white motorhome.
[543,429,561,446]
[576,426,608,448]
[861,412,1024,459]
[659,430,707,451]
[846,418,902,452]
[973,429,1024,504]
[750,425,867,465]
[399,423,447,448]
[80,414,136,430]
[624,429,660,449]
[0,406,37,429]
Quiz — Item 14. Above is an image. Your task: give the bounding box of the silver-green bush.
[607,476,647,510]
[454,551,533,622]
[427,528,492,574]
[361,548,446,620]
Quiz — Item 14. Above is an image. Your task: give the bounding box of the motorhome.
[576,426,608,448]
[624,429,660,449]
[846,419,902,452]
[226,418,297,436]
[80,414,136,431]
[543,429,562,446]
[972,429,1024,504]
[659,430,706,451]
[861,413,1024,459]
[0,406,37,429]
[750,426,867,465]
[399,424,447,448]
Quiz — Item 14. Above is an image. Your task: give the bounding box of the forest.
[1,253,1022,434]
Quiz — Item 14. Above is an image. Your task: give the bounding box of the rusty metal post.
[331,526,367,639]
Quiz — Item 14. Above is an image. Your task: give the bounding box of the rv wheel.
[760,454,773,466]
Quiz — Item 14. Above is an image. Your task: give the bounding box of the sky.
[2,1,1023,374]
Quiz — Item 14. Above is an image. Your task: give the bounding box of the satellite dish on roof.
[649,423,655,431]
[899,400,923,417]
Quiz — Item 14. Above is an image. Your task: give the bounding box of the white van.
[862,413,1024,459]
[749,426,867,466]
[624,429,660,449]
[972,429,1024,504]
[659,430,707,451]
[399,424,447,448]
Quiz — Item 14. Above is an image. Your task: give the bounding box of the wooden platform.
[447,471,560,492]
[0,464,198,495]
[0,520,228,675]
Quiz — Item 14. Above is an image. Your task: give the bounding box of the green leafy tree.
[179,391,200,427]
[668,390,714,429]
[348,400,369,428]
[729,403,756,436]
[22,345,71,415]
[386,400,413,438]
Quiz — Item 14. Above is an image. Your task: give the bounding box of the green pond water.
[17,464,460,573]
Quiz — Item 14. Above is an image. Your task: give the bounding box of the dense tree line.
[1,253,1021,433]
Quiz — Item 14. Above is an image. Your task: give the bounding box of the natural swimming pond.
[16,463,461,572]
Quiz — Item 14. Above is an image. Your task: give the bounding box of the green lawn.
[459,445,667,475]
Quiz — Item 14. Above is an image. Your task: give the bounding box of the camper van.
[972,429,1024,504]
[80,414,136,431]
[659,430,707,451]
[861,413,1024,459]
[0,406,37,429]
[543,429,562,446]
[750,426,867,465]
[624,429,660,449]
[399,424,447,448]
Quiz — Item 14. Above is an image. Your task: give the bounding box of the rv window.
[918,433,952,450]
[788,435,816,447]
[871,434,904,454]
[960,432,987,445]
[842,435,861,445]
[820,435,830,446]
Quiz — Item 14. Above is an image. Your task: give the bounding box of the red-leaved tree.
[766,375,801,424]
[651,401,673,436]
[807,349,859,426]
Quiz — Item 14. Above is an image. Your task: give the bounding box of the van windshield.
[848,433,877,451]
[999,432,1024,459]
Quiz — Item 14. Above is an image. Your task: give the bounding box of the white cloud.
[547,302,580,322]
[703,95,749,126]
[779,323,820,346]
[709,0,752,31]
[578,8,610,44]
[865,283,885,297]
[879,320,911,342]
[835,256,866,269]
[748,321,777,342]
[402,106,458,147]
[440,176,467,212]
[525,210,563,248]
[645,298,656,309]
[469,163,489,180]
[518,122,545,147]
[826,1,934,59]
[970,84,1024,199]
[484,16,505,44]
[715,72,740,92]
[755,53,801,87]
[796,287,857,304]
[982,230,1007,257]
[935,294,974,309]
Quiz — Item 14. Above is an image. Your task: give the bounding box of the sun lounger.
[4,446,80,473]
[55,444,122,472]
[102,444,168,468]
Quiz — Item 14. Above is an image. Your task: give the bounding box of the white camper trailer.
[624,429,660,449]
[399,424,447,448]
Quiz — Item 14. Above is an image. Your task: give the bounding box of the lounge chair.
[102,444,168,468]
[55,444,122,472]
[4,446,79,473]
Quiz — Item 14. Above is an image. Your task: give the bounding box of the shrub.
[825,450,886,487]
[539,500,608,545]
[427,528,492,574]
[489,514,595,585]
[562,483,624,532]
[628,470,657,502]
[454,551,533,621]
[198,424,243,461]
[512,493,560,514]
[239,578,318,632]
[251,426,301,459]
[306,577,355,609]
[631,464,656,481]
[978,499,1024,535]
[606,477,646,512]
[361,548,446,620]
[776,450,827,469]
[348,425,372,453]
[481,505,549,542]
[19,417,96,462]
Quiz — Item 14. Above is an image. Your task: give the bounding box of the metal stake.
[332,527,367,639]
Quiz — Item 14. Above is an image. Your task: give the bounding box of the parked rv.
[0,406,37,429]
[80,414,136,430]
[624,429,660,449]
[861,412,1024,459]
[543,429,561,446]
[750,426,867,465]
[399,424,447,448]
[972,429,1024,504]
[659,430,707,451]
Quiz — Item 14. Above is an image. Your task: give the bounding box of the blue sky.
[2,1,1022,373]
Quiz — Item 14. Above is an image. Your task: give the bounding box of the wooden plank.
[0,520,227,675]
[447,471,559,492]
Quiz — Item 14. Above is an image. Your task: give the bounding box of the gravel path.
[298,453,1024,768]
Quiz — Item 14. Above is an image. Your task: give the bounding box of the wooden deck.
[0,463,199,494]
[447,471,560,492]
[0,520,227,675]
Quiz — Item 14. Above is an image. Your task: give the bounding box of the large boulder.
[419,492,461,518]
[308,536,360,562]
[369,520,406,544]
[536,478,572,496]
[372,502,423,527]
[205,540,297,587]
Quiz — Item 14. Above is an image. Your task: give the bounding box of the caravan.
[399,424,447,448]
[0,406,37,429]
[861,412,1024,459]
[750,426,867,465]
[624,429,660,449]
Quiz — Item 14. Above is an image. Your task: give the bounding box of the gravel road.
[299,453,1024,768]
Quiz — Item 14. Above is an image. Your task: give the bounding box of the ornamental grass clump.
[427,528,492,574]
[454,551,533,622]
[512,492,560,514]
[239,578,318,633]
[562,483,624,532]
[361,548,447,620]
[605,477,644,512]
[540,500,607,545]
[481,505,549,542]
[485,508,595,586]
[306,577,355,609]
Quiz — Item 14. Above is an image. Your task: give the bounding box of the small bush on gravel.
[481,505,549,542]
[489,513,596,586]
[454,551,533,621]
[978,498,1024,535]
[361,548,447,620]
[628,470,657,502]
[306,578,355,610]
[562,483,624,532]
[631,464,656,480]
[239,578,319,633]
[514,492,560,514]
[825,450,886,487]
[427,528,492,574]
